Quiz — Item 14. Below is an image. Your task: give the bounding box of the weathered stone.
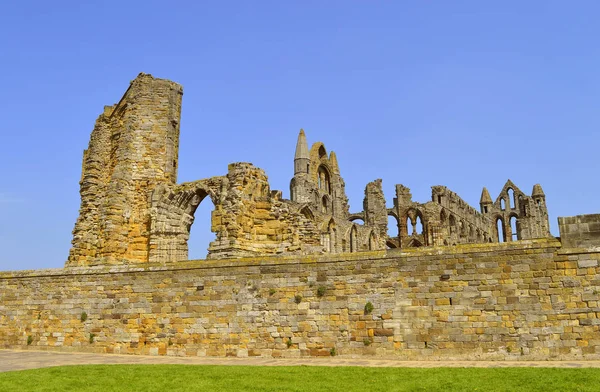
[2,73,600,361]
[67,74,560,267]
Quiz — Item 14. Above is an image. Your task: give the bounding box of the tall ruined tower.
[290,129,312,203]
[67,73,183,266]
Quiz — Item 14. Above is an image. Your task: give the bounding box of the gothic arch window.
[507,188,515,209]
[415,215,423,234]
[186,189,216,260]
[496,217,505,243]
[368,231,376,250]
[318,145,327,159]
[510,215,519,241]
[387,213,399,249]
[500,198,506,210]
[317,165,331,194]
[406,216,414,235]
[300,206,315,220]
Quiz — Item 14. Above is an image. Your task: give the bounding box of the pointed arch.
[406,216,414,235]
[415,215,423,235]
[349,225,358,252]
[496,217,505,243]
[507,188,515,209]
[509,214,520,241]
[449,214,456,235]
[318,145,327,159]
[368,230,377,250]
[187,189,216,260]
[317,165,331,194]
[321,194,330,214]
[300,205,315,221]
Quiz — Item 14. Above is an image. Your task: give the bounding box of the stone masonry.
[67,74,552,266]
[1,73,599,360]
[3,238,600,360]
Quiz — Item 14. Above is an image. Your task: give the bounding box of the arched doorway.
[186,190,216,260]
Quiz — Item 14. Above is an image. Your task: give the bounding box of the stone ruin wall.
[68,74,183,266]
[2,72,600,360]
[67,73,554,268]
[68,74,392,267]
[2,238,600,360]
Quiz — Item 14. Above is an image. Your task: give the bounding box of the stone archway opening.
[387,214,399,249]
[187,190,216,260]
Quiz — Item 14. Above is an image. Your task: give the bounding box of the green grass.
[0,365,598,392]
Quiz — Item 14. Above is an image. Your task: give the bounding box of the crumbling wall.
[68,73,183,266]
[149,176,225,263]
[361,179,388,249]
[149,163,332,261]
[480,180,550,243]
[67,74,553,266]
[386,180,553,250]
[388,185,491,249]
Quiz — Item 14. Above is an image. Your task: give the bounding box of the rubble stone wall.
[3,239,600,360]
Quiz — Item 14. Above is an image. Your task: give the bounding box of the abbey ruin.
[67,73,551,267]
[1,73,600,360]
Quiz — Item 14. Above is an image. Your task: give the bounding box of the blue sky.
[1,1,599,270]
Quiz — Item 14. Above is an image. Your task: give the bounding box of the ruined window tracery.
[317,165,331,194]
[508,188,515,209]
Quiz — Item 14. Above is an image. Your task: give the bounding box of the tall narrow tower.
[480,187,493,214]
[294,129,310,176]
[290,129,312,203]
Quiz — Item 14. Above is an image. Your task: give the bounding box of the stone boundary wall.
[1,238,600,360]
[559,214,600,249]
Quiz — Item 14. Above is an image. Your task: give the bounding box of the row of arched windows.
[324,221,377,253]
[496,216,519,243]
[499,188,524,211]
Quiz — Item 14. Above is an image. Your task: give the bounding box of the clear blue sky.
[1,1,599,270]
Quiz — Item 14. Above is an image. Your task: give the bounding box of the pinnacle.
[480,187,492,204]
[532,184,545,197]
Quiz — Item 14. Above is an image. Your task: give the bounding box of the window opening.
[496,218,505,243]
[510,216,519,241]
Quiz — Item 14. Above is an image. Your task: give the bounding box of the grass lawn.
[0,365,598,391]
